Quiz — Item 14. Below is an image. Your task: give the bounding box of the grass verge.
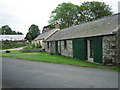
[1,50,119,72]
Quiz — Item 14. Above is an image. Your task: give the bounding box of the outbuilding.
[45,13,120,64]
[33,24,60,49]
[0,35,25,41]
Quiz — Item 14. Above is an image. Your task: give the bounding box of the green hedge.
[20,49,45,53]
[2,41,28,49]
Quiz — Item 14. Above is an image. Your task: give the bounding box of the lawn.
[1,50,119,72]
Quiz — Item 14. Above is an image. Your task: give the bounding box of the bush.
[23,43,42,50]
[20,49,45,53]
[1,41,28,49]
[2,44,12,49]
[36,43,42,48]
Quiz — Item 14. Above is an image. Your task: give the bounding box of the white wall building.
[0,35,25,41]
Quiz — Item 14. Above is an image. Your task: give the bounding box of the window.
[47,42,49,48]
[64,40,67,49]
[39,41,41,45]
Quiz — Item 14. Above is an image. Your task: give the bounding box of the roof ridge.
[34,28,57,40]
[46,13,119,41]
[60,13,119,31]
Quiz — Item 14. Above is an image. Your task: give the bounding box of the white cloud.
[0,0,119,35]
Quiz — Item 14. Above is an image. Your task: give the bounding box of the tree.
[17,31,23,35]
[25,24,40,41]
[79,1,113,22]
[49,1,113,29]
[0,25,23,35]
[0,25,13,35]
[49,2,79,29]
[42,24,55,31]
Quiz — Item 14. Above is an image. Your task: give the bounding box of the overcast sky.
[0,0,119,35]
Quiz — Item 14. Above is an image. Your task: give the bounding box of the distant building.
[33,24,60,49]
[0,35,25,41]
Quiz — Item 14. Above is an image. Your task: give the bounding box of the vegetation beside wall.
[23,43,42,49]
[20,49,44,53]
[1,40,28,49]
[20,43,43,52]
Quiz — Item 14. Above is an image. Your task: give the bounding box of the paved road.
[2,57,119,88]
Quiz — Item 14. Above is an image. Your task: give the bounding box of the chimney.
[46,26,50,32]
[42,25,50,33]
[55,24,60,29]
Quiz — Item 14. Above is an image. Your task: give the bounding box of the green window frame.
[47,42,49,48]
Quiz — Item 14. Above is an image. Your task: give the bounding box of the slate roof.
[46,13,120,41]
[0,35,25,41]
[34,29,57,40]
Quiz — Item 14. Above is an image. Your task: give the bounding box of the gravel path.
[0,46,26,52]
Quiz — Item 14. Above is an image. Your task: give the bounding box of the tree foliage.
[49,2,79,29]
[49,1,113,29]
[79,1,113,22]
[42,24,55,30]
[25,24,40,41]
[0,25,23,35]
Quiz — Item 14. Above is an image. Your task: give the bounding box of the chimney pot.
[55,24,60,29]
[46,26,50,32]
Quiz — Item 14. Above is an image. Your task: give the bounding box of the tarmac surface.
[2,57,119,88]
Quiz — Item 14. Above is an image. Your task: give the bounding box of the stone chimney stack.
[55,24,60,29]
[46,26,50,32]
[42,25,50,33]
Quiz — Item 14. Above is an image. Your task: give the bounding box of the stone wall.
[60,40,73,57]
[45,35,119,65]
[44,42,49,52]
[103,35,118,64]
[58,41,61,53]
[44,42,56,53]
[32,40,43,48]
[116,28,120,64]
[45,40,73,57]
[50,42,56,53]
[44,42,47,51]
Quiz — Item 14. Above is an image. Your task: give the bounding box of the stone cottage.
[44,13,120,64]
[33,24,60,49]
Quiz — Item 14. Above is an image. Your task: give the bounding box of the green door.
[73,38,87,60]
[55,41,58,53]
[92,37,103,63]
